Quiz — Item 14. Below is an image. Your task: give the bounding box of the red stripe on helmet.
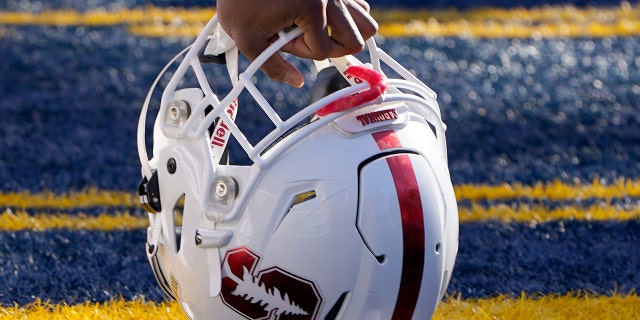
[372,130,425,320]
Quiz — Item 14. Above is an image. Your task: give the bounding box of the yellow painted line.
[459,202,640,223]
[0,188,137,209]
[455,178,640,201]
[0,298,187,320]
[379,19,640,38]
[0,4,639,37]
[0,209,148,231]
[1,179,640,210]
[373,3,640,23]
[0,7,216,26]
[0,201,636,231]
[0,292,638,320]
[435,292,640,320]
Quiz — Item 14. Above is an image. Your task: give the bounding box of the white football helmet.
[137,14,458,320]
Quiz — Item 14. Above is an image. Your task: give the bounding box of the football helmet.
[137,14,458,320]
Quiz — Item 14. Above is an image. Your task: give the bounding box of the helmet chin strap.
[315,55,367,85]
[313,55,388,116]
[315,65,388,116]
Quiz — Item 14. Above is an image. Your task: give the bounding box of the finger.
[325,0,365,56]
[234,30,305,87]
[281,1,332,60]
[216,0,306,87]
[261,53,305,87]
[349,0,371,12]
[343,0,378,40]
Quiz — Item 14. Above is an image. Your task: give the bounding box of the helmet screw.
[166,100,191,125]
[215,181,228,198]
[167,158,177,174]
[195,232,202,246]
[168,105,179,121]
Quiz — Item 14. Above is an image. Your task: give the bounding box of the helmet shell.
[137,15,459,320]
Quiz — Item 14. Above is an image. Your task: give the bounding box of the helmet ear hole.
[173,194,185,253]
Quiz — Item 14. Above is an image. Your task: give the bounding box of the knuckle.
[360,21,379,39]
[343,39,365,54]
[311,46,331,60]
[358,1,371,12]
[300,0,326,15]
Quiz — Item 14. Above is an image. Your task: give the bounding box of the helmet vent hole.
[435,242,442,254]
[325,291,350,320]
[428,122,438,137]
[292,190,317,206]
[173,194,185,253]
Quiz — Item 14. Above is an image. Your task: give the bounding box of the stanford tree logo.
[221,247,323,320]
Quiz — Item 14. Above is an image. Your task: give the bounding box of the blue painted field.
[0,0,639,318]
[2,28,639,191]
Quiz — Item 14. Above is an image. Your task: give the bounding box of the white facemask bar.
[138,13,448,182]
[138,44,193,180]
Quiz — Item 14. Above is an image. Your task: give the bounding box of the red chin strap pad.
[316,65,388,117]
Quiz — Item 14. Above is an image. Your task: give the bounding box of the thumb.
[261,52,305,88]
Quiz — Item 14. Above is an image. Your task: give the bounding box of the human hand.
[216,0,378,87]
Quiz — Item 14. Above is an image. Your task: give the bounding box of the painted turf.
[0,0,638,11]
[1,293,639,320]
[1,217,639,304]
[2,28,640,191]
[1,3,639,38]
[1,2,640,319]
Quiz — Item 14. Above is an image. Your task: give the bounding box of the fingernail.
[284,75,304,88]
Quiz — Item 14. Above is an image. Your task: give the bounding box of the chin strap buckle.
[139,171,164,259]
[138,171,162,213]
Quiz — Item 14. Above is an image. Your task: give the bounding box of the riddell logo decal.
[221,247,323,320]
[211,98,238,149]
[356,109,398,126]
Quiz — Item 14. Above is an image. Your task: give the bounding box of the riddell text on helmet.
[355,108,398,126]
[211,99,239,148]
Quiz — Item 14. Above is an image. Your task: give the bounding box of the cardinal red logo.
[220,247,323,320]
